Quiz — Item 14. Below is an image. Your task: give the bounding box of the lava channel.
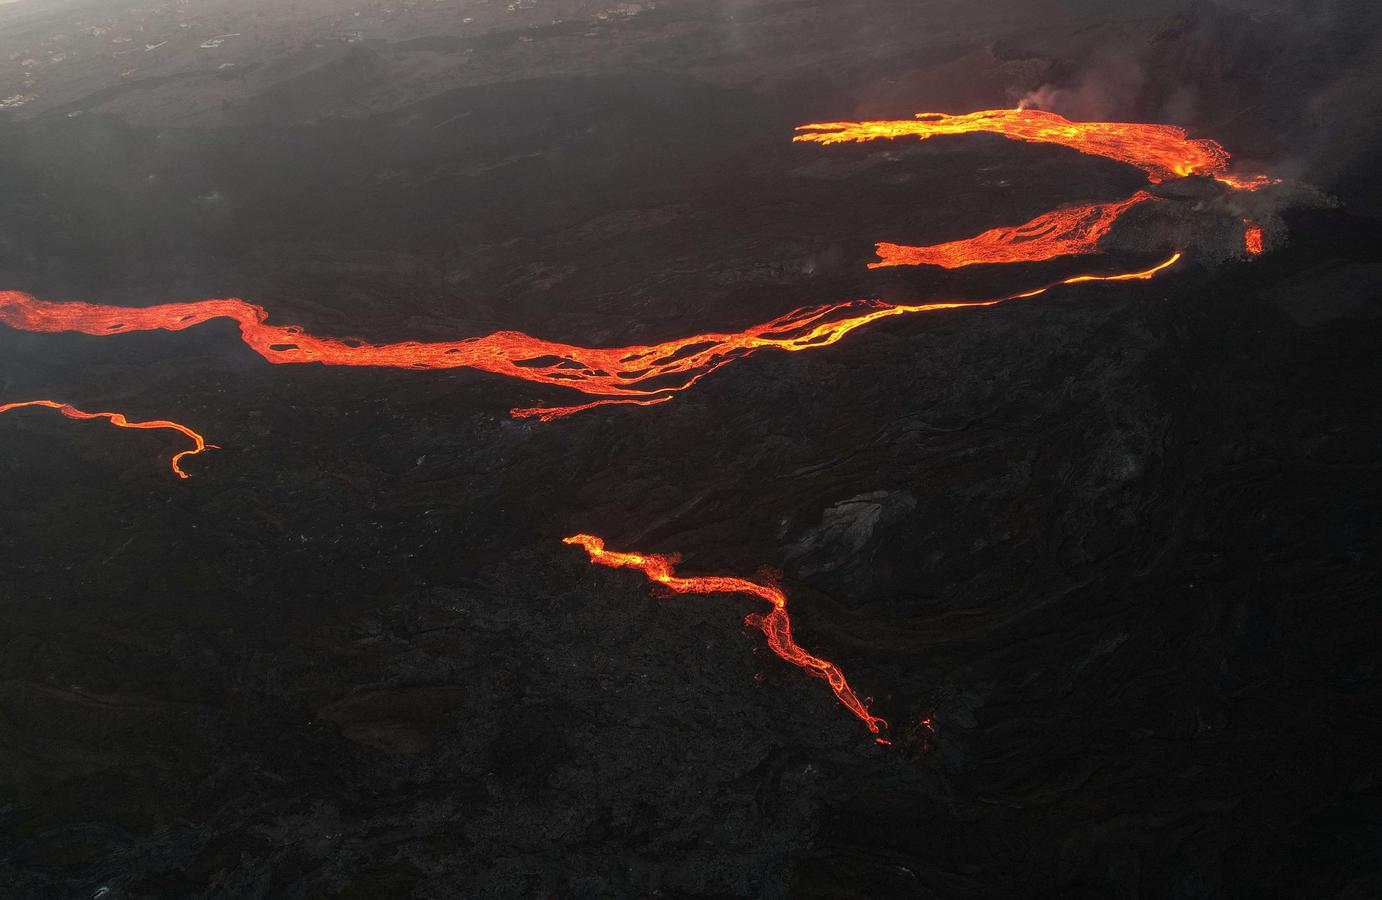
[0,255,1179,422]
[564,533,888,741]
[0,399,212,477]
[794,107,1273,190]
[872,190,1159,269]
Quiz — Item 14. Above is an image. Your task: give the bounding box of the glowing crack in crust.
[564,533,888,741]
[0,399,211,478]
[0,255,1179,422]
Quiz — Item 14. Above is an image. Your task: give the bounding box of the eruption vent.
[564,534,888,740]
[1244,219,1264,255]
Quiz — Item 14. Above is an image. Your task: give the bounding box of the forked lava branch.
[564,533,889,741]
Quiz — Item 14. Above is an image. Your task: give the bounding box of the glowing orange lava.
[564,533,888,740]
[1,255,1179,421]
[872,190,1158,269]
[0,399,211,477]
[794,108,1271,190]
[0,103,1276,757]
[1244,219,1264,255]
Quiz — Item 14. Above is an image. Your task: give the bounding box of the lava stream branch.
[563,534,888,740]
[1,254,1179,422]
[872,190,1158,269]
[794,108,1271,190]
[0,399,212,477]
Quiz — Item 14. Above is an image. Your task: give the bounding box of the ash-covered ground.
[1,0,1380,897]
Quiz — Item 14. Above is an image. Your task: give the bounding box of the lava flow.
[564,534,888,740]
[794,108,1271,190]
[872,190,1158,269]
[1244,219,1264,255]
[0,399,211,477]
[0,255,1179,422]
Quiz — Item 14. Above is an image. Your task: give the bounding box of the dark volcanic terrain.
[2,0,1381,897]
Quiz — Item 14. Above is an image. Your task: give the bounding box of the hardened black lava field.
[2,1,1380,897]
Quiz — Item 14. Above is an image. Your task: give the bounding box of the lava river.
[0,255,1180,422]
[0,104,1274,739]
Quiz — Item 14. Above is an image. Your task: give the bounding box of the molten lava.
[564,533,888,740]
[0,399,211,477]
[794,108,1271,190]
[872,190,1158,269]
[1244,219,1264,255]
[1,255,1179,421]
[0,103,1275,757]
[1,106,1269,421]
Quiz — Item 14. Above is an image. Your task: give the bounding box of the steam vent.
[1,0,1379,897]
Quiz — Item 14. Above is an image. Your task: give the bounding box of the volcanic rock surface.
[1,0,1380,898]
